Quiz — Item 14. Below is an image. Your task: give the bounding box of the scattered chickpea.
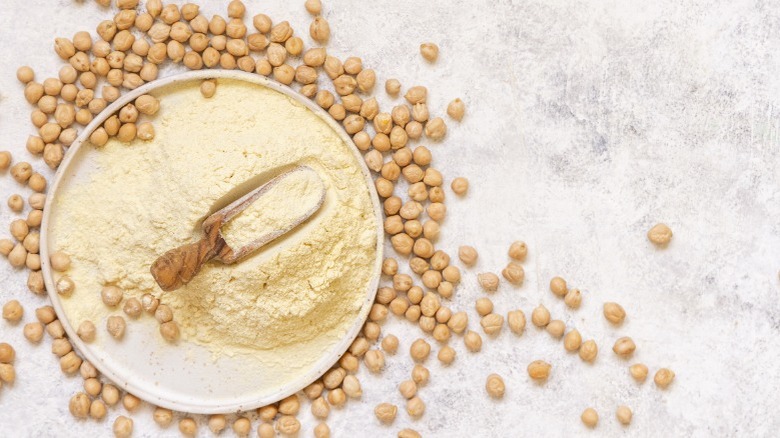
[546,320,565,338]
[327,388,346,407]
[207,415,226,434]
[447,98,466,121]
[531,304,551,327]
[410,339,431,362]
[603,302,626,324]
[160,321,180,342]
[406,396,425,418]
[2,300,23,323]
[480,313,504,335]
[381,334,399,354]
[106,315,126,339]
[437,346,455,364]
[374,402,398,424]
[89,400,107,420]
[69,392,91,419]
[101,286,124,307]
[564,289,582,309]
[502,262,525,285]
[464,330,482,352]
[276,415,301,435]
[527,360,552,381]
[654,368,675,389]
[78,320,96,342]
[50,251,71,271]
[616,405,632,425]
[564,329,582,352]
[485,373,505,398]
[153,407,173,427]
[647,223,673,245]
[257,423,275,438]
[579,340,598,362]
[581,407,599,428]
[179,417,198,437]
[113,416,134,438]
[458,245,478,266]
[23,322,44,343]
[310,16,330,42]
[17,66,35,83]
[398,429,422,438]
[478,272,499,292]
[305,0,322,15]
[549,276,567,296]
[7,194,23,212]
[613,337,636,357]
[420,43,439,62]
[629,363,649,382]
[0,151,11,170]
[232,417,251,437]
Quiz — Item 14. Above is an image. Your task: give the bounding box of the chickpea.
[374,403,398,424]
[603,302,626,324]
[419,42,439,62]
[527,360,552,381]
[647,223,673,245]
[8,244,28,268]
[35,306,56,324]
[78,320,96,342]
[478,272,499,292]
[549,276,567,296]
[11,162,33,184]
[581,407,599,428]
[398,429,422,438]
[2,300,23,323]
[357,69,376,92]
[387,382,414,405]
[654,368,675,388]
[386,78,402,95]
[60,351,83,374]
[47,320,65,339]
[616,405,632,425]
[579,340,598,362]
[276,415,301,435]
[69,393,91,419]
[485,373,505,398]
[258,423,275,438]
[50,251,71,271]
[17,66,35,83]
[502,262,525,285]
[458,245,478,266]
[101,286,124,307]
[564,329,582,351]
[160,321,180,341]
[365,349,385,372]
[89,400,107,420]
[406,396,425,418]
[629,363,649,382]
[113,416,134,438]
[444,97,465,121]
[153,407,173,427]
[106,315,126,339]
[528,304,550,328]
[481,314,504,335]
[310,17,330,42]
[464,330,482,352]
[23,322,44,343]
[179,417,198,436]
[342,374,362,398]
[546,320,566,338]
[79,361,98,379]
[123,297,142,318]
[447,311,468,334]
[409,339,431,362]
[564,288,582,308]
[504,309,525,335]
[311,396,330,418]
[613,337,636,357]
[474,298,493,317]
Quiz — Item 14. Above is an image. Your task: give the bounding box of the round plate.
[39,70,383,414]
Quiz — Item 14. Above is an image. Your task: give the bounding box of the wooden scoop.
[150,166,326,292]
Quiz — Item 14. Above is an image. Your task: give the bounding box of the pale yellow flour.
[51,79,378,362]
[221,166,325,250]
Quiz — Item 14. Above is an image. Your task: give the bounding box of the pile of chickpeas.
[0,0,677,436]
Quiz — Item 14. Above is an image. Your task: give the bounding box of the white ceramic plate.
[39,70,383,414]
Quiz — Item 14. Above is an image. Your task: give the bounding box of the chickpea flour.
[49,78,378,372]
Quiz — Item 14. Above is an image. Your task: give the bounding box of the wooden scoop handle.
[150,215,227,291]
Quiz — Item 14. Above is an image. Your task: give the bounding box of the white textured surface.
[1,0,780,437]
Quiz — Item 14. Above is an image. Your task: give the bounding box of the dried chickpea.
[69,393,91,419]
[502,262,525,285]
[410,338,431,362]
[613,337,636,357]
[106,315,126,339]
[153,407,173,427]
[464,330,482,352]
[564,329,582,351]
[420,43,439,62]
[481,313,504,335]
[603,302,626,324]
[579,340,598,362]
[375,403,397,424]
[564,289,582,309]
[546,320,565,338]
[78,320,96,342]
[406,396,425,418]
[629,363,649,382]
[46,320,65,338]
[450,177,469,195]
[411,364,430,386]
[207,415,226,434]
[326,388,346,407]
[101,286,123,307]
[478,272,499,292]
[581,408,599,428]
[60,351,82,374]
[405,86,427,104]
[549,276,567,296]
[2,300,23,323]
[24,322,44,343]
[17,66,34,83]
[398,429,422,438]
[458,245,478,266]
[648,223,673,245]
[179,417,197,436]
[506,310,525,335]
[310,17,330,42]
[447,98,466,121]
[486,373,505,398]
[616,406,632,425]
[8,244,28,268]
[654,368,675,388]
[527,360,552,381]
[475,298,493,317]
[531,304,551,327]
[160,321,180,341]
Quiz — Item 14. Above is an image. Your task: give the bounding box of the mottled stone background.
[0,0,778,437]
